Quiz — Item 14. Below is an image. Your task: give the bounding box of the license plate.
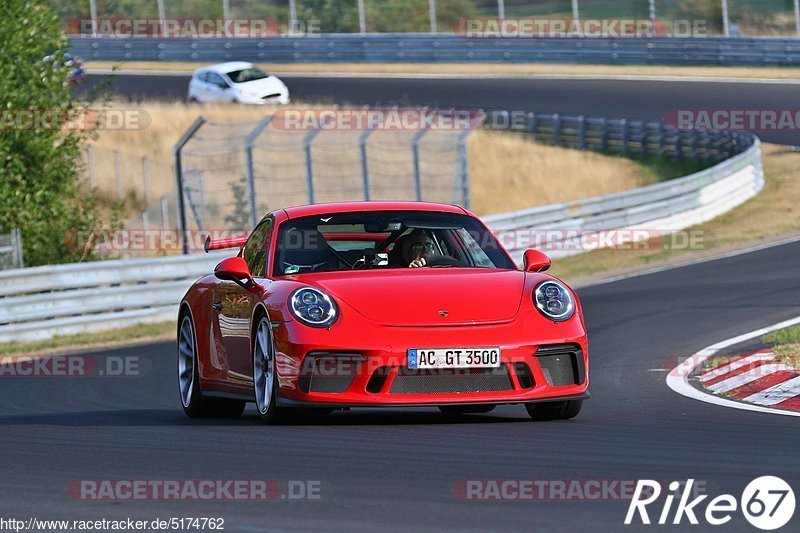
[407,347,501,369]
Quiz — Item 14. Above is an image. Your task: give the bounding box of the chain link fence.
[57,0,800,37]
[174,111,476,240]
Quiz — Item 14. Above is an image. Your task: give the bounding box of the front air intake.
[535,344,585,386]
[389,365,513,395]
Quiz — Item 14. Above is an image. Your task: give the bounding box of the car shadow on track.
[0,406,568,427]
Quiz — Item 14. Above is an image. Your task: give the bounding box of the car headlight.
[289,288,338,327]
[534,280,575,321]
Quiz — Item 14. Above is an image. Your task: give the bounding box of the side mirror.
[215,257,254,287]
[523,249,551,273]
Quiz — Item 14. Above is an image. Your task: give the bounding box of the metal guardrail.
[491,111,752,164]
[70,34,800,66]
[0,115,763,344]
[0,253,226,343]
[0,229,24,271]
[484,139,763,262]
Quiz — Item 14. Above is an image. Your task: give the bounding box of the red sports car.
[178,201,588,423]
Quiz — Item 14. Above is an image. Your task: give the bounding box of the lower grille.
[299,353,361,394]
[536,344,585,386]
[389,365,512,395]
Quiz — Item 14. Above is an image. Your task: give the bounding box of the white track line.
[743,375,800,406]
[706,363,789,394]
[698,352,774,383]
[666,315,800,417]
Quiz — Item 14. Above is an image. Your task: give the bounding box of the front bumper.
[272,312,589,406]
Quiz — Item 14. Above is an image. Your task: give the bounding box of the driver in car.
[402,229,438,268]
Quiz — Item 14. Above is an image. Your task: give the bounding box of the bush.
[0,0,108,266]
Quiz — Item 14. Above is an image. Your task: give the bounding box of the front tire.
[525,399,582,421]
[253,314,295,424]
[178,313,245,418]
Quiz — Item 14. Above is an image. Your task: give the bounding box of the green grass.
[625,154,708,185]
[549,144,800,282]
[762,325,800,369]
[763,325,800,345]
[0,321,174,357]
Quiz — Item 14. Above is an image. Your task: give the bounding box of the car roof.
[281,201,467,219]
[199,61,254,74]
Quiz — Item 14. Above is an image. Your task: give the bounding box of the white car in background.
[188,62,289,105]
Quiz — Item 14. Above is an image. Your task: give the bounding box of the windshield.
[226,67,269,83]
[273,210,515,276]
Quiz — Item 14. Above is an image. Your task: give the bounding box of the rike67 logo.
[625,477,795,530]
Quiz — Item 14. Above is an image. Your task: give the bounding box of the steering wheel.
[424,255,465,267]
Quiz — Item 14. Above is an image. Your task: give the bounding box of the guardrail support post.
[13,228,23,269]
[578,115,587,149]
[640,122,648,157]
[621,119,629,155]
[303,117,329,204]
[161,196,170,231]
[528,112,537,141]
[552,113,561,145]
[456,129,473,209]
[411,123,431,202]
[600,119,608,151]
[244,116,273,228]
[359,124,376,200]
[173,117,206,254]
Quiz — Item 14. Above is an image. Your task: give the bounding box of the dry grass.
[763,325,800,369]
[467,130,648,214]
[550,144,800,284]
[0,322,174,358]
[88,61,800,80]
[774,344,800,369]
[87,101,660,218]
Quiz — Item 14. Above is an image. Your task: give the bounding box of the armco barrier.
[484,139,763,262]
[0,253,226,343]
[70,34,800,66]
[0,124,763,344]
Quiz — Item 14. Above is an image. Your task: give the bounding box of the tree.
[0,0,104,265]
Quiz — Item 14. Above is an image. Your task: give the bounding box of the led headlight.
[534,280,575,321]
[289,287,338,328]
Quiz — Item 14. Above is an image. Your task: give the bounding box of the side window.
[207,72,228,88]
[243,219,273,277]
[455,228,494,267]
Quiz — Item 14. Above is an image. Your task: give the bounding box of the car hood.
[234,76,286,96]
[308,269,525,326]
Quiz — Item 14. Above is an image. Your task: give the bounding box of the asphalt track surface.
[2,239,799,531]
[83,73,800,145]
[5,74,794,530]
